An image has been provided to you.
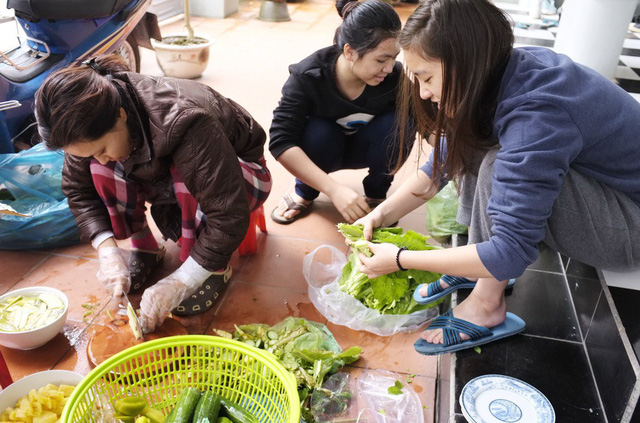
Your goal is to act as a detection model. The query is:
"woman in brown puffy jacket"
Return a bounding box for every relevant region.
[35,55,271,332]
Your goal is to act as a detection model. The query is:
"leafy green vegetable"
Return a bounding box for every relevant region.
[387,380,404,395]
[220,317,362,423]
[337,224,444,314]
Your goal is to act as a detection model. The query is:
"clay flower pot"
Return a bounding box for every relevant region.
[258,0,291,22]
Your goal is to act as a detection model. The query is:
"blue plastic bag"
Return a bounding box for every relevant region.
[0,144,80,249]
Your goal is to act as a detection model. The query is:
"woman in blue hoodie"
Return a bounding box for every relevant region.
[355,0,640,355]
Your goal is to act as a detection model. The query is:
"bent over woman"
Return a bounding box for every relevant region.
[355,0,640,355]
[35,55,271,332]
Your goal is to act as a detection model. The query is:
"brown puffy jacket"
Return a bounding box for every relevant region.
[62,72,266,271]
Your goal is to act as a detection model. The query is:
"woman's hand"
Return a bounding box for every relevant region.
[354,208,385,241]
[329,184,371,223]
[139,272,193,332]
[357,242,404,279]
[97,246,130,298]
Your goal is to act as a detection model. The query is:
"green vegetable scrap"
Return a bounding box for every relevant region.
[337,224,443,314]
[387,380,404,395]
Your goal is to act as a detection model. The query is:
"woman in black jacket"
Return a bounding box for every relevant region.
[269,0,414,224]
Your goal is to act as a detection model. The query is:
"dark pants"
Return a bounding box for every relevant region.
[294,112,399,201]
[458,148,640,271]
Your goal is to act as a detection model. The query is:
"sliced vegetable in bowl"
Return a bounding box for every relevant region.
[0,292,66,333]
[0,287,68,350]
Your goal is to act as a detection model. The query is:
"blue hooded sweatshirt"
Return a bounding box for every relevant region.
[421,47,640,280]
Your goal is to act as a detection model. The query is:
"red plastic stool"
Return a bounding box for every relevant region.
[237,205,267,256]
[0,349,13,388]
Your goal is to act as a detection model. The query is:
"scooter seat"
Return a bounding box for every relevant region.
[8,0,135,21]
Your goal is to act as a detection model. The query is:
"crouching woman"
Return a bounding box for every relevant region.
[35,55,271,332]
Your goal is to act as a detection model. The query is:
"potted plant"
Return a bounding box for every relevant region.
[258,0,291,22]
[151,0,213,79]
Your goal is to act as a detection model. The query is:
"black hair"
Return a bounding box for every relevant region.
[334,0,401,56]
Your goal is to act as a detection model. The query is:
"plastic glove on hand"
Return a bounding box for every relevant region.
[139,273,192,333]
[97,246,130,298]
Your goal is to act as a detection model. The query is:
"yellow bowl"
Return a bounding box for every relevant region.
[0,286,68,350]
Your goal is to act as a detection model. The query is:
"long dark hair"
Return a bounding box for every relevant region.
[35,55,139,150]
[396,0,513,184]
[334,0,401,56]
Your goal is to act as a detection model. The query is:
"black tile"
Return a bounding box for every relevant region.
[618,78,640,94]
[452,414,467,423]
[528,242,564,273]
[565,258,599,281]
[567,275,602,339]
[587,295,638,423]
[514,37,555,47]
[453,335,605,422]
[610,286,640,360]
[506,270,581,341]
[631,399,640,422]
[623,48,640,57]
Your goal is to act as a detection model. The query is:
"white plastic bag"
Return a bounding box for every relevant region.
[358,369,425,423]
[304,245,438,336]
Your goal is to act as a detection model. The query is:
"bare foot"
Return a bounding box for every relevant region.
[418,276,478,297]
[421,286,507,345]
[274,193,312,221]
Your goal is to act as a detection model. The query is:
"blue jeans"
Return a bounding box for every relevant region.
[294,112,400,201]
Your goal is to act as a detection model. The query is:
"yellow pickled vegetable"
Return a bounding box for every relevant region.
[0,383,76,422]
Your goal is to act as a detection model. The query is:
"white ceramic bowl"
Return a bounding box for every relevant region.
[0,370,84,417]
[0,287,69,350]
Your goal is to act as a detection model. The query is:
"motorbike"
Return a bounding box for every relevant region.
[0,0,161,153]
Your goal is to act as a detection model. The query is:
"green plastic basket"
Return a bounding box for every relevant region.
[61,335,300,423]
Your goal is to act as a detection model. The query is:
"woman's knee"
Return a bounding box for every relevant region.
[299,117,346,170]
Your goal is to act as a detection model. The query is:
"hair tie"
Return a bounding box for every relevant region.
[396,246,408,271]
[341,0,359,18]
[82,57,100,72]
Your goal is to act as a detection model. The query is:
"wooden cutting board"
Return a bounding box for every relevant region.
[87,317,188,372]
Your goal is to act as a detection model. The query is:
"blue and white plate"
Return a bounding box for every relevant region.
[460,374,555,423]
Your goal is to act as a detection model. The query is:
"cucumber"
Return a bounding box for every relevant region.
[219,397,258,423]
[216,418,233,423]
[114,414,135,423]
[141,405,166,423]
[192,391,222,423]
[135,417,151,423]
[165,387,202,423]
[115,396,148,416]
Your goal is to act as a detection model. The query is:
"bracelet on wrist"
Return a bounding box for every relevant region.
[396,246,408,271]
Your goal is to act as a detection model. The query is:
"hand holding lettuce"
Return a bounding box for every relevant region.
[337,224,442,315]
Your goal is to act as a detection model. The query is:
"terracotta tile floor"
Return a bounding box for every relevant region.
[0,0,440,420]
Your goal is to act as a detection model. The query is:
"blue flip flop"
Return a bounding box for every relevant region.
[414,311,525,356]
[413,275,516,305]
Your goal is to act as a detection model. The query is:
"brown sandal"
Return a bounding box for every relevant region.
[129,246,166,293]
[270,194,312,224]
[172,265,232,316]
